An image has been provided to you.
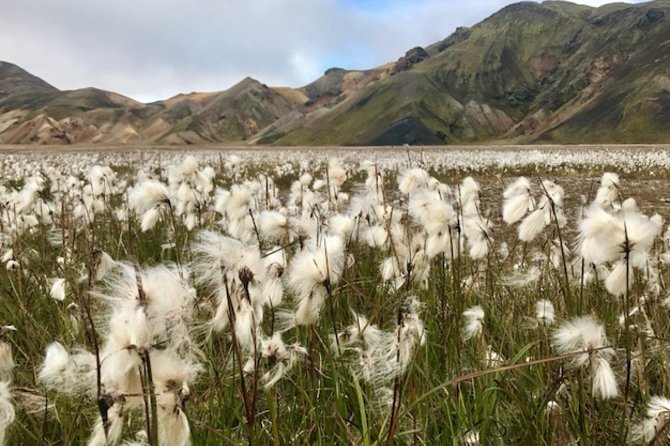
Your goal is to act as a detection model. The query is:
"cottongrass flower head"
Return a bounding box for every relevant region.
[546,400,561,415]
[39,261,200,446]
[516,180,565,242]
[257,333,308,389]
[463,305,485,340]
[502,177,534,225]
[287,234,346,326]
[595,172,621,210]
[580,202,661,267]
[49,278,66,301]
[262,248,286,308]
[128,179,170,215]
[38,341,96,398]
[500,266,541,288]
[462,212,492,260]
[408,188,453,228]
[328,214,355,241]
[459,176,481,209]
[395,297,426,374]
[330,311,382,354]
[398,167,429,195]
[151,351,202,446]
[0,342,13,381]
[578,196,663,296]
[128,179,171,232]
[535,299,555,325]
[518,207,547,242]
[483,345,504,368]
[0,381,14,446]
[190,230,264,333]
[552,316,618,399]
[258,210,288,242]
[632,396,670,444]
[350,297,425,388]
[578,203,622,266]
[463,430,480,446]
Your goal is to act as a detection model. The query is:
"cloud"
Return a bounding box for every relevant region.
[0,0,646,102]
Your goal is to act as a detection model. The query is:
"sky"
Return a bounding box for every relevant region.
[0,0,648,102]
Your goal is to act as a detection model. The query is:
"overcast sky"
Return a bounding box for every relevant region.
[0,0,647,102]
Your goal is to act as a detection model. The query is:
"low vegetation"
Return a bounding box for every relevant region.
[1,147,670,445]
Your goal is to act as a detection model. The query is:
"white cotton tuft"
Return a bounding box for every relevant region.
[552,316,608,365]
[502,177,533,225]
[181,155,198,176]
[463,305,485,340]
[158,406,191,446]
[128,180,169,214]
[591,357,619,399]
[293,235,344,287]
[503,194,534,225]
[87,405,124,446]
[398,168,428,194]
[363,225,388,248]
[552,316,617,398]
[503,177,530,199]
[108,306,151,350]
[140,207,162,232]
[518,208,546,242]
[0,251,13,265]
[38,342,71,384]
[605,260,632,297]
[0,381,14,446]
[535,299,555,325]
[234,299,259,352]
[95,251,116,281]
[595,172,620,209]
[0,343,13,380]
[600,172,620,189]
[49,278,66,301]
[483,345,504,368]
[622,197,638,213]
[426,230,457,259]
[633,396,670,444]
[460,177,480,204]
[464,430,480,446]
[329,214,355,240]
[259,210,288,241]
[259,333,308,388]
[395,297,426,373]
[293,287,327,326]
[184,213,197,231]
[213,188,231,215]
[299,173,312,186]
[468,237,489,260]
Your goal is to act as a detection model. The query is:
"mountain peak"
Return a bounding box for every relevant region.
[233,76,262,89]
[0,61,58,91]
[0,60,19,71]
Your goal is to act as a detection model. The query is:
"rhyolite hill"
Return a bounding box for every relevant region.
[2,0,670,146]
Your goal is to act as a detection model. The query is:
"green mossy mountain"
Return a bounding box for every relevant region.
[274,0,670,145]
[2,1,670,145]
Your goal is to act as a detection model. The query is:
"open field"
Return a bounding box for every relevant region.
[1,145,670,445]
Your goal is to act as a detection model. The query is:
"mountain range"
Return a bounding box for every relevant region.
[2,0,670,146]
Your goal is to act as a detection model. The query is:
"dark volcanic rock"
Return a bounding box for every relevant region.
[390,47,430,75]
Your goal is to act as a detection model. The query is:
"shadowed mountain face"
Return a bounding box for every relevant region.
[3,1,670,145]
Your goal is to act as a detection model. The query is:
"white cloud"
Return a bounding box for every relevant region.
[289,51,322,85]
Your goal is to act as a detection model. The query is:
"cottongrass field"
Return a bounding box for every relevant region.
[1,146,670,445]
